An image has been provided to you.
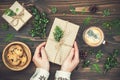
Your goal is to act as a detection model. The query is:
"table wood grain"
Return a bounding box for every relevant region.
[0,0,120,80]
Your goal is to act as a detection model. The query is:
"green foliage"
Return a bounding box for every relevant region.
[69,5,76,14]
[83,16,92,25]
[29,6,49,38]
[82,60,90,68]
[51,7,57,14]
[16,8,19,12]
[81,49,119,74]
[4,9,16,17]
[102,19,120,34]
[113,49,119,57]
[104,55,118,73]
[1,23,9,31]
[91,63,102,73]
[102,22,111,29]
[81,50,103,73]
[96,50,103,59]
[53,26,64,42]
[103,9,110,17]
[4,34,14,42]
[104,49,119,73]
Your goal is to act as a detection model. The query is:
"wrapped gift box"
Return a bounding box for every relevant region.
[45,18,80,65]
[2,1,32,31]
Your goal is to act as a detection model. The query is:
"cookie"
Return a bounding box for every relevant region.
[7,44,28,67]
[7,53,20,66]
[19,54,27,66]
[8,45,16,53]
[13,45,24,57]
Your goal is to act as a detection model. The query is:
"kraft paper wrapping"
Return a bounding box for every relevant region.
[2,1,32,31]
[45,18,80,65]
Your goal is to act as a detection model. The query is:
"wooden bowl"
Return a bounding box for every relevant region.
[2,41,31,71]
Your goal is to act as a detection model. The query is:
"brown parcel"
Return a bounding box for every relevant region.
[45,18,80,65]
[2,1,32,31]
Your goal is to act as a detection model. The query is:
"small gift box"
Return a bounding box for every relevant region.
[45,18,80,65]
[2,1,32,31]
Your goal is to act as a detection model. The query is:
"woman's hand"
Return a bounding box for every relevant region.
[61,41,80,72]
[32,42,50,71]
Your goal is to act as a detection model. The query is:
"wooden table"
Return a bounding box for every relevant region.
[0,0,120,80]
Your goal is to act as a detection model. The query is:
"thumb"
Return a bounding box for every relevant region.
[67,48,74,60]
[41,47,48,59]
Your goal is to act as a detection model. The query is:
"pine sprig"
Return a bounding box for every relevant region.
[51,7,57,14]
[29,6,49,38]
[83,16,92,25]
[103,9,110,17]
[53,26,64,42]
[4,34,14,42]
[69,5,77,14]
[4,9,16,17]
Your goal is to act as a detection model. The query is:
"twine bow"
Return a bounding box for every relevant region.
[11,9,25,26]
[55,38,72,51]
[54,37,72,64]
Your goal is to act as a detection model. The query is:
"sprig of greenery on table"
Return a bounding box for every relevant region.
[51,7,57,14]
[82,60,90,68]
[90,50,103,73]
[104,49,119,73]
[91,63,102,73]
[96,50,103,59]
[53,26,64,42]
[29,6,49,38]
[102,9,110,17]
[4,33,14,42]
[81,49,120,74]
[69,5,76,14]
[102,18,120,34]
[83,16,92,25]
[82,50,103,73]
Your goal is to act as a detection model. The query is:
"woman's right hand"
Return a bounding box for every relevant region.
[61,41,80,72]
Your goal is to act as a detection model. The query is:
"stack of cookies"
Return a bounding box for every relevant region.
[7,44,27,66]
[2,42,31,71]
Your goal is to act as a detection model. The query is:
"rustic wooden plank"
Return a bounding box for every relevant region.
[0,0,120,80]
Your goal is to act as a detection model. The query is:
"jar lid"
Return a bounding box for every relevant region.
[83,26,104,47]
